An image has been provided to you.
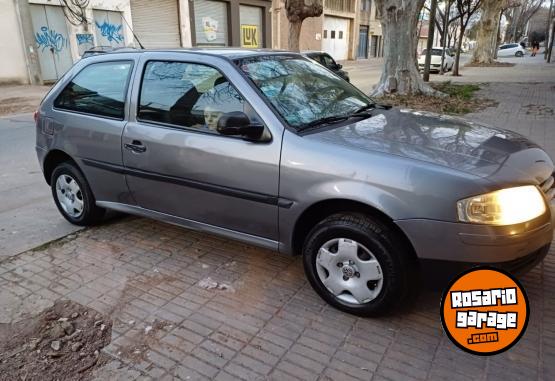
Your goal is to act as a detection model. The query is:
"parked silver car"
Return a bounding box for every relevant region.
[35,49,554,316]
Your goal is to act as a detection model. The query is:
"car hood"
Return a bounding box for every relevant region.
[309,108,553,184]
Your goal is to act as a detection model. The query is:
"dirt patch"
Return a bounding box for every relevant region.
[376,82,498,114]
[464,61,515,68]
[521,104,554,118]
[0,300,112,381]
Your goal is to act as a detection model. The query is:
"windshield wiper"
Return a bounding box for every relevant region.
[297,115,350,132]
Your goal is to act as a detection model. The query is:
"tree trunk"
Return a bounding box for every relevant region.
[288,21,302,52]
[371,0,440,97]
[471,0,506,64]
[423,0,438,82]
[285,0,323,52]
[452,25,465,76]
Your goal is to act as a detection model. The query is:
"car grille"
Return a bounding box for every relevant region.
[540,175,555,202]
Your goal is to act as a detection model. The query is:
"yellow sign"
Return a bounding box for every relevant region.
[241,25,259,48]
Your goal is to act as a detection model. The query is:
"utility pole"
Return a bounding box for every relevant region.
[548,18,554,63]
[423,0,438,82]
[440,0,452,75]
[494,9,504,60]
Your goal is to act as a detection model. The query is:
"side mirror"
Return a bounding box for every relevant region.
[217,111,264,140]
[335,63,343,69]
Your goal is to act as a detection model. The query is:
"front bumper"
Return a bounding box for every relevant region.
[396,211,553,265]
[418,244,549,288]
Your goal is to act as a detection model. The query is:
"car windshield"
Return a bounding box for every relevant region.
[235,55,373,129]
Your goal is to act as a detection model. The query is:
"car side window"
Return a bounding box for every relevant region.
[54,61,132,119]
[138,61,262,135]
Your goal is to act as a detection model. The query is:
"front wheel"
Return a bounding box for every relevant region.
[51,162,105,226]
[515,51,524,57]
[302,213,415,316]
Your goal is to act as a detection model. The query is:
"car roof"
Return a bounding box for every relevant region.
[87,47,295,60]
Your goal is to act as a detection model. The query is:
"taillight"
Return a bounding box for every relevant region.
[33,110,39,124]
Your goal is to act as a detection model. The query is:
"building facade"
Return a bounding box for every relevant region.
[1,0,382,84]
[1,0,273,84]
[1,0,133,84]
[129,0,272,49]
[271,0,383,60]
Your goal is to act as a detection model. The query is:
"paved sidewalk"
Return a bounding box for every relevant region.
[1,218,554,381]
[466,81,555,157]
[342,54,555,93]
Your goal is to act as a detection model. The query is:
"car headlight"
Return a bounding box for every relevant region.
[457,185,546,225]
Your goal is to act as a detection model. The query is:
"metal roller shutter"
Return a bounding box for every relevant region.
[240,5,263,48]
[193,0,229,47]
[130,0,181,48]
[93,10,126,48]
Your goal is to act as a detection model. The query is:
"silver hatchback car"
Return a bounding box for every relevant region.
[35,49,554,316]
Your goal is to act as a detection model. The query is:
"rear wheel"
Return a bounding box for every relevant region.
[302,213,416,316]
[51,162,105,226]
[515,51,524,57]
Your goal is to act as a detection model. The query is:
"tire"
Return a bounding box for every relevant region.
[302,213,416,317]
[51,162,105,226]
[515,51,523,57]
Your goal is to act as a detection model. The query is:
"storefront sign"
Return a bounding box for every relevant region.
[241,24,258,48]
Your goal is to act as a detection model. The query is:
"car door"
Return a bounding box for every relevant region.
[122,53,283,242]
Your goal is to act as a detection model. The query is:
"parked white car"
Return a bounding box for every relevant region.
[418,47,455,73]
[497,43,526,57]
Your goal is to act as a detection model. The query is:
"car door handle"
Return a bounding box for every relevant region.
[124,140,147,153]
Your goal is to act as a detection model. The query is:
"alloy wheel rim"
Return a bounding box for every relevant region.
[315,238,383,304]
[55,174,84,218]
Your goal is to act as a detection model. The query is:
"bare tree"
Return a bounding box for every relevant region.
[451,0,482,76]
[371,0,440,96]
[285,0,323,52]
[471,0,518,64]
[505,0,544,43]
[427,1,460,46]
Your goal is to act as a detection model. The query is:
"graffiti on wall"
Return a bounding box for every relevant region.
[95,20,124,43]
[76,33,94,45]
[35,26,68,53]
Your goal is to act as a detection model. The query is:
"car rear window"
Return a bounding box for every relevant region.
[54,61,132,119]
[421,49,443,56]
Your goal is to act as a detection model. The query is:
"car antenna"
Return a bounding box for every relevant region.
[120,14,145,49]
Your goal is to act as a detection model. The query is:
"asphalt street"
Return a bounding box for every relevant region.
[0,114,80,258]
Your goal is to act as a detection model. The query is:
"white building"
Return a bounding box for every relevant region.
[1,0,134,84]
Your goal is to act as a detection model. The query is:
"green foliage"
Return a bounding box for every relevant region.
[432,81,481,100]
